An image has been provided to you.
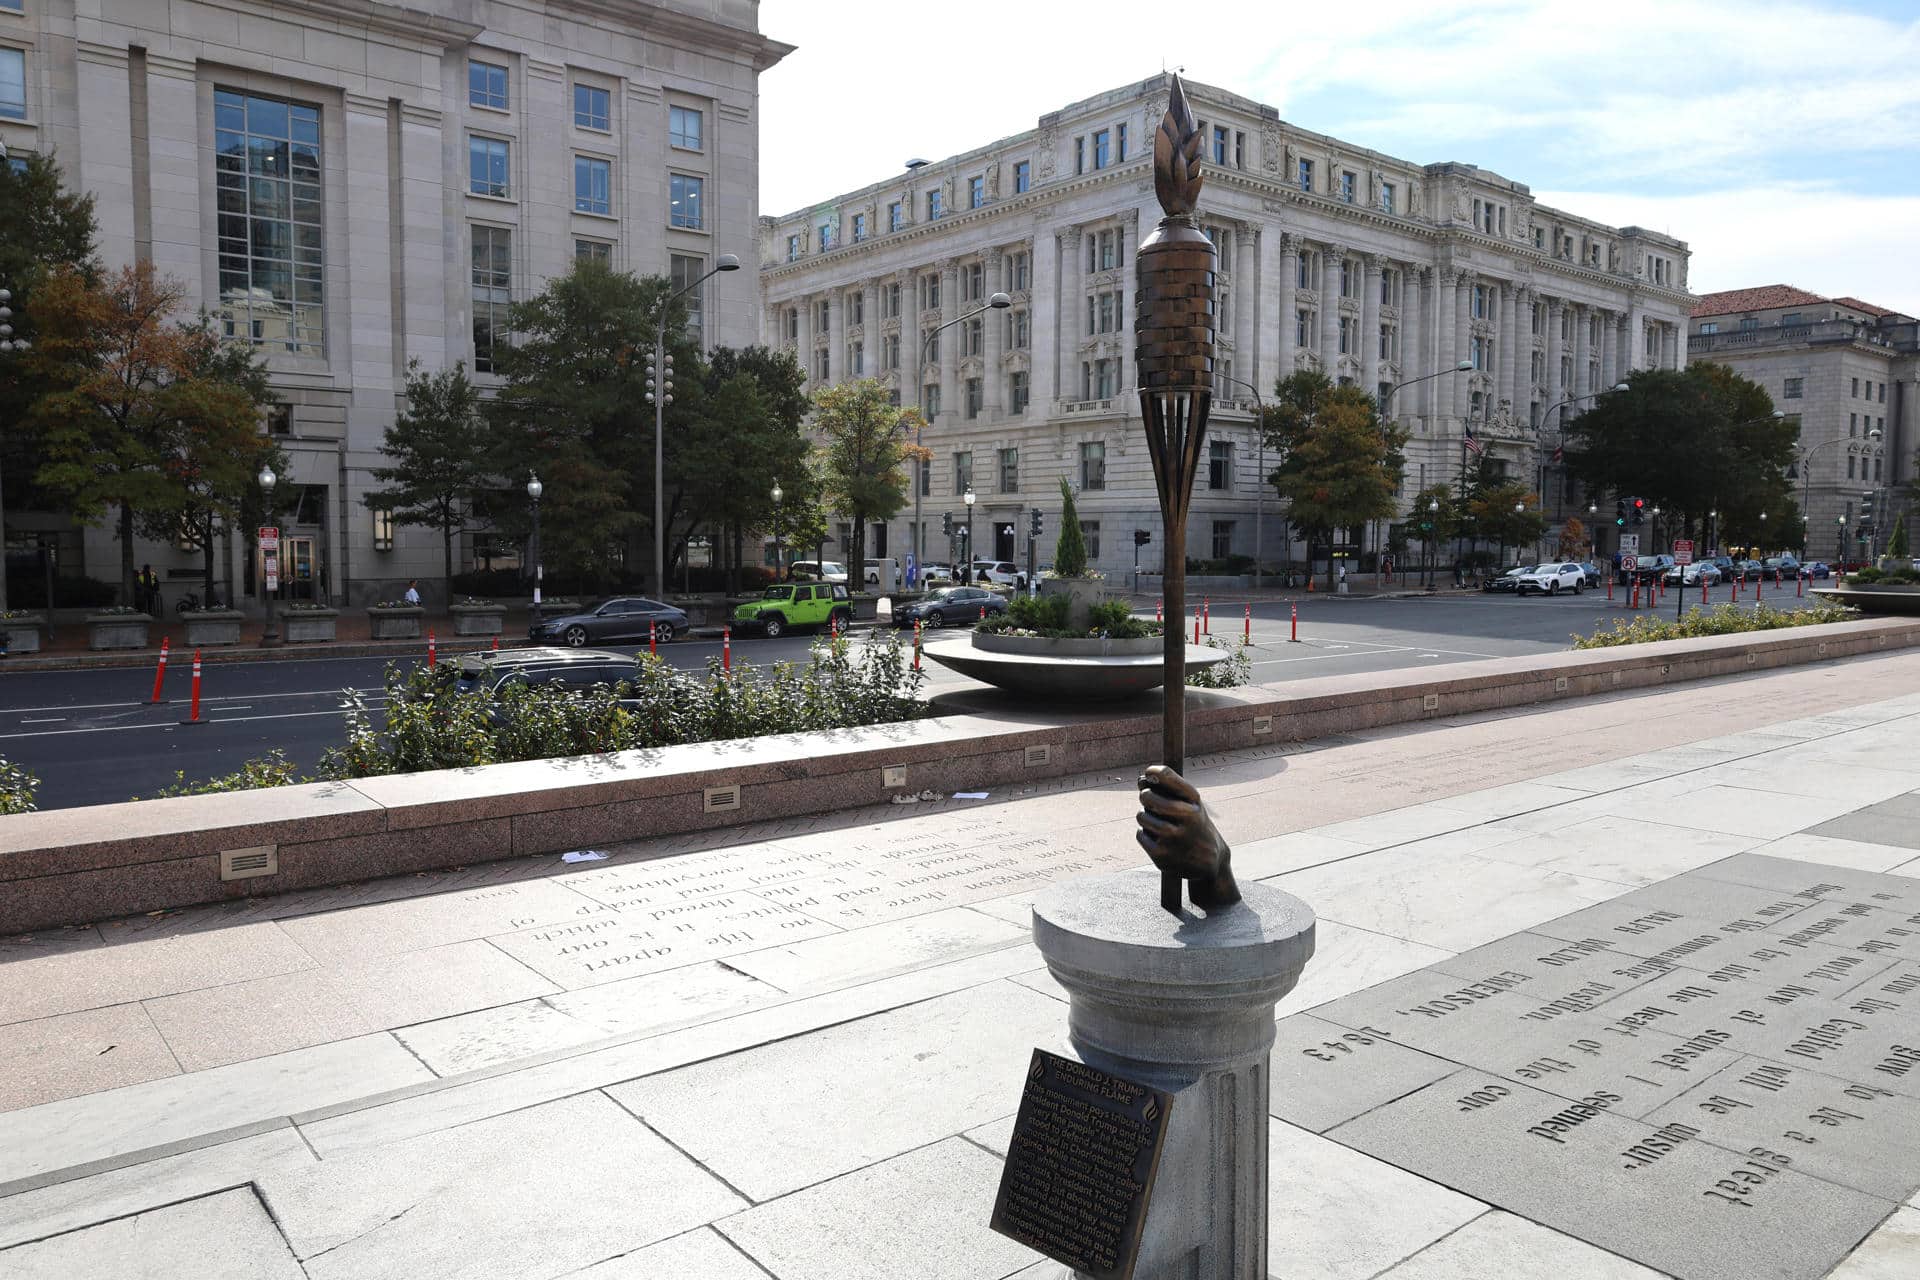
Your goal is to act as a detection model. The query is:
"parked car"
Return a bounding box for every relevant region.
[787,560,849,585]
[969,560,1026,589]
[1710,556,1735,576]
[1578,561,1605,588]
[893,585,1008,629]
[528,597,689,647]
[1516,562,1586,596]
[1485,565,1535,593]
[1632,554,1676,582]
[1664,562,1722,587]
[1799,561,1832,579]
[1766,554,1801,577]
[1730,559,1766,581]
[863,558,903,587]
[436,648,643,716]
[917,562,957,587]
[732,583,853,639]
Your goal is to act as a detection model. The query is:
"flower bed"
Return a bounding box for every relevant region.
[1572,603,1858,649]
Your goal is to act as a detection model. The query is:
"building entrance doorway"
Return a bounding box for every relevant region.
[994,522,1015,561]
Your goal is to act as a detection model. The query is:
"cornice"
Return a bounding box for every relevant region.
[551,0,795,71]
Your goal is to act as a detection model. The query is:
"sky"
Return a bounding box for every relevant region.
[757,0,1920,315]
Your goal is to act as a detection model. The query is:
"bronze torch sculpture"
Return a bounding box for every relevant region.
[1136,77,1238,916]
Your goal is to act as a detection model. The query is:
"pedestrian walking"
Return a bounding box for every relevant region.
[403,579,421,606]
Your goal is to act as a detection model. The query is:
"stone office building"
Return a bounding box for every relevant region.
[759,74,1693,581]
[0,0,788,606]
[1688,286,1915,561]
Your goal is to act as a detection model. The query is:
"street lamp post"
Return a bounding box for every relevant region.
[913,293,1010,581]
[1793,424,1873,556]
[646,253,740,597]
[1537,383,1629,528]
[1423,499,1439,587]
[0,285,29,615]
[526,474,543,614]
[1380,359,1472,576]
[1837,514,1848,569]
[257,466,279,645]
[962,487,976,583]
[770,483,784,581]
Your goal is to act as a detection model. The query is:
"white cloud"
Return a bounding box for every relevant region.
[1537,185,1920,314]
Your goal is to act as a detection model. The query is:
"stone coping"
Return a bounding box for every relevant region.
[1,615,1916,934]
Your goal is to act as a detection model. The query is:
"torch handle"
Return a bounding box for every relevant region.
[1161,871,1182,914]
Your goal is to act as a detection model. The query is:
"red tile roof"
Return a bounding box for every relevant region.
[1690,285,1826,318]
[1831,295,1897,318]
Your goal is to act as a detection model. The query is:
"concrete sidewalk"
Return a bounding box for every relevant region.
[2,653,1918,1277]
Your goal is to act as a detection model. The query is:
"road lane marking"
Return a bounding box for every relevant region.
[18,717,65,724]
[0,687,389,715]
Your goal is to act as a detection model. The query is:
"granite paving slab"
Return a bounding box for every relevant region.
[0,922,318,1025]
[610,979,1066,1202]
[1375,1209,1665,1278]
[273,878,602,964]
[0,1004,181,1109]
[570,1226,771,1279]
[1827,1206,1920,1280]
[260,1091,743,1280]
[716,1137,1039,1280]
[720,905,1028,995]
[0,1186,305,1279]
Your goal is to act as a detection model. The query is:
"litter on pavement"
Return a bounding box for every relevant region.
[560,850,609,863]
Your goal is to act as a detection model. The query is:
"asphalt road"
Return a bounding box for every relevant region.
[0,586,1805,810]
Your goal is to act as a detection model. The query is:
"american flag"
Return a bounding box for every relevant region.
[1550,443,1565,464]
[1463,423,1484,457]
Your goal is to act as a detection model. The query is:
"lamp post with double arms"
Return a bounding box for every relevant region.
[0,286,28,614]
[646,253,739,597]
[913,293,1010,579]
[1536,382,1629,527]
[257,466,279,645]
[526,474,543,614]
[770,482,784,581]
[1792,426,1878,556]
[1380,360,1471,577]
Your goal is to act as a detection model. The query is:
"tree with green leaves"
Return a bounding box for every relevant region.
[1054,477,1089,577]
[486,259,694,590]
[813,379,922,588]
[1262,369,1408,590]
[1470,484,1546,565]
[363,360,492,587]
[684,346,812,591]
[1564,365,1794,546]
[23,263,273,606]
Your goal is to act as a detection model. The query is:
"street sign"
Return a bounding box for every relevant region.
[264,548,279,593]
[258,525,280,552]
[1619,534,1639,557]
[1620,553,1638,574]
[1673,539,1694,566]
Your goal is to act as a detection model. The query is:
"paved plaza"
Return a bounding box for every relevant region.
[2,652,1920,1277]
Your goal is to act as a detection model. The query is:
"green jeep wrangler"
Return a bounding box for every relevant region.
[732,583,854,639]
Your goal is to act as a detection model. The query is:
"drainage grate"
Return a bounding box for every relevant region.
[1422,693,1440,711]
[1252,715,1273,735]
[220,846,278,881]
[1023,744,1052,768]
[1554,676,1569,693]
[703,784,742,813]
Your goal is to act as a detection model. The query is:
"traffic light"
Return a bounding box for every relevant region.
[1631,497,1646,527]
[1030,507,1044,538]
[942,512,954,538]
[1134,529,1152,547]
[1614,499,1626,528]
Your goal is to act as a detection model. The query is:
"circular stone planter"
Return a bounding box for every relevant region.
[923,633,1227,700]
[971,631,1163,659]
[1812,585,1920,615]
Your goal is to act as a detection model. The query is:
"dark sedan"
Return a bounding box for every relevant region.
[528,597,690,647]
[893,585,1008,629]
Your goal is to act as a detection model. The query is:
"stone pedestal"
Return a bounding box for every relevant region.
[1030,869,1314,1279]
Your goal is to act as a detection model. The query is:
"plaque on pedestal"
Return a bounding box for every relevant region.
[989,1048,1173,1280]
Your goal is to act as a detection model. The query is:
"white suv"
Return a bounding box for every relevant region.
[968,561,1025,589]
[1516,562,1586,596]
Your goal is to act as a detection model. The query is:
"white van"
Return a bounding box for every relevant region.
[788,560,849,584]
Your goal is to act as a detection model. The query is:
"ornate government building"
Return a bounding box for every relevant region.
[760,74,1693,575]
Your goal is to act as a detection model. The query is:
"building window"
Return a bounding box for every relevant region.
[1379,324,1392,359]
[1380,182,1395,215]
[471,225,511,373]
[888,201,903,232]
[1075,136,1085,175]
[1339,316,1354,354]
[1118,123,1128,161]
[573,84,609,131]
[784,308,798,342]
[1783,377,1803,399]
[963,262,984,302]
[927,188,944,220]
[999,447,1019,492]
[1296,310,1311,347]
[1530,350,1543,383]
[372,507,394,551]
[1848,456,1856,480]
[850,293,864,326]
[882,333,899,371]
[920,272,941,309]
[1008,252,1030,292]
[1211,520,1234,560]
[1876,455,1883,481]
[1011,309,1030,349]
[1470,335,1486,370]
[468,135,510,196]
[1880,382,1887,403]
[1208,439,1232,490]
[573,155,611,214]
[1780,311,1802,326]
[669,173,703,228]
[1738,317,1759,331]
[1340,170,1356,203]
[852,212,867,242]
[575,239,611,263]
[1698,321,1717,335]
[1014,160,1030,193]
[468,59,508,110]
[0,46,24,120]
[969,175,985,209]
[849,341,864,377]
[1093,128,1111,169]
[669,106,703,151]
[814,348,828,381]
[819,221,834,250]
[923,383,941,417]
[670,254,707,348]
[817,299,830,331]
[1472,284,1488,319]
[918,461,930,495]
[963,315,984,356]
[885,282,901,317]
[1080,441,1106,490]
[215,89,325,355]
[954,451,972,495]
[1852,377,1860,397]
[1297,158,1313,192]
[1339,260,1353,298]
[1080,521,1101,561]
[786,234,800,262]
[1212,125,1229,165]
[1850,413,1858,437]
[1009,369,1029,413]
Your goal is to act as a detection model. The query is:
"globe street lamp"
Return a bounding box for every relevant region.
[914,293,1011,581]
[1423,499,1440,588]
[648,253,740,597]
[0,285,29,614]
[257,466,279,645]
[962,487,977,584]
[770,482,784,582]
[526,474,543,614]
[1794,424,1874,555]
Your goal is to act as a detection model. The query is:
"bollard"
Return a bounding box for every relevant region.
[148,637,171,705]
[491,634,499,652]
[1156,598,1163,622]
[980,605,987,622]
[1797,573,1804,599]
[650,620,658,656]
[1702,576,1709,607]
[427,629,437,669]
[913,620,923,671]
[1606,573,1613,602]
[1290,600,1299,643]
[1629,579,1639,609]
[1193,609,1201,645]
[179,649,204,726]
[723,626,732,672]
[1244,603,1251,643]
[1203,597,1211,635]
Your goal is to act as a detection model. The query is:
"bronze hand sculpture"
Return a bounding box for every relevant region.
[1136,764,1240,910]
